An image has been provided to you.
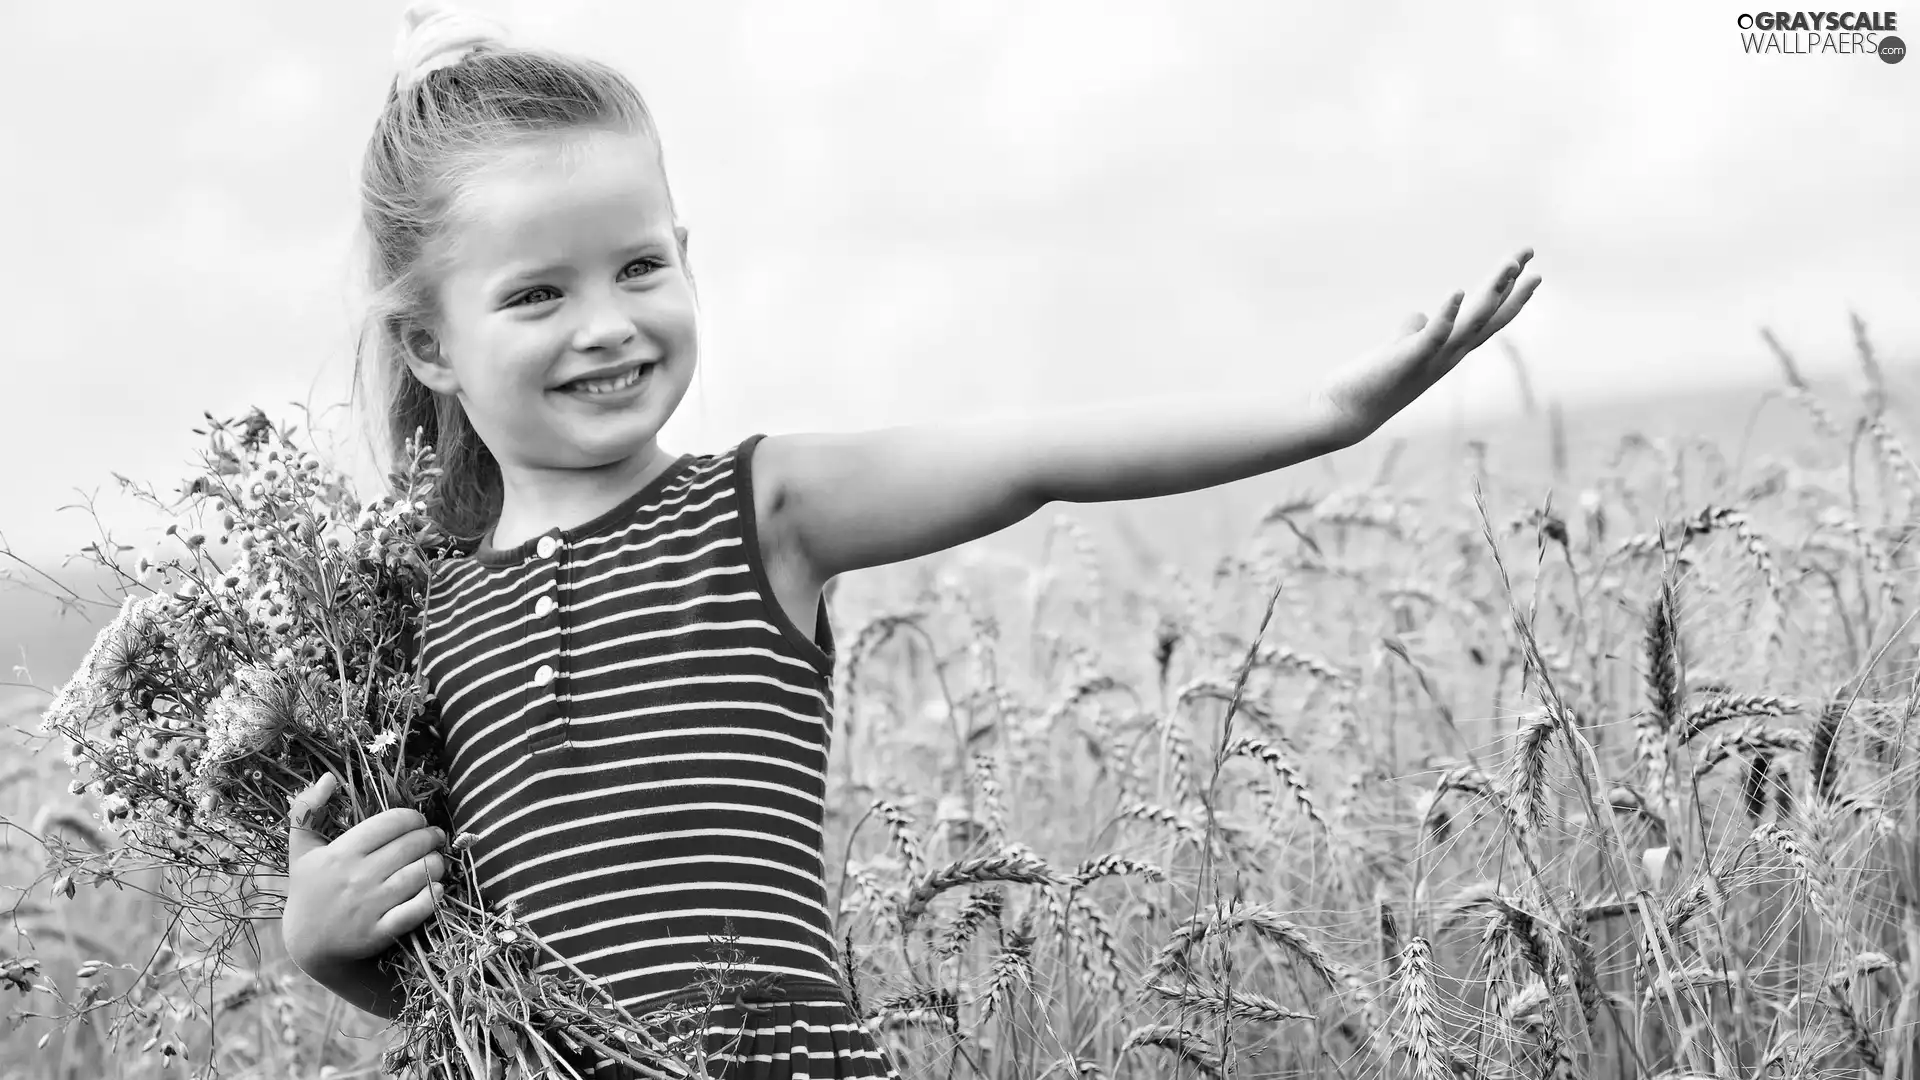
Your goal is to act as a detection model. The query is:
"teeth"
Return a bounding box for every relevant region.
[569,366,645,395]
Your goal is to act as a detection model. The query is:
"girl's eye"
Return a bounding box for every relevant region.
[511,286,560,307]
[620,257,666,280]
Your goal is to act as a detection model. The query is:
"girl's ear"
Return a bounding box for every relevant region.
[401,324,461,395]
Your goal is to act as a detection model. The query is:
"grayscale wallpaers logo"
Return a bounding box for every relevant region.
[1736,10,1904,60]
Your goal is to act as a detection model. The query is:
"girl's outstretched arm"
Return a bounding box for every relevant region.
[759,250,1539,587]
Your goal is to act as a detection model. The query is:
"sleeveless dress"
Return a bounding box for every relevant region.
[417,436,900,1079]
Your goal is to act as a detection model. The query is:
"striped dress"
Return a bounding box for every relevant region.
[417,436,899,1079]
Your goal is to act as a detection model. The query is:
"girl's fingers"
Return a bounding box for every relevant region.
[336,807,433,858]
[1464,272,1543,350]
[1455,259,1523,342]
[366,824,447,882]
[1487,274,1543,336]
[286,773,338,862]
[1426,292,1465,345]
[379,851,447,908]
[373,880,445,942]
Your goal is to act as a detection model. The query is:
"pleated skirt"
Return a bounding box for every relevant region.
[574,998,902,1079]
[700,998,901,1079]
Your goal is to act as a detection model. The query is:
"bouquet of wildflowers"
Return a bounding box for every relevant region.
[26,409,712,1079]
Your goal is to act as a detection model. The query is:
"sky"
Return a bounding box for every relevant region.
[1,0,1916,564]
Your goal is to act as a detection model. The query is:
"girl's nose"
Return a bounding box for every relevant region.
[571,296,639,353]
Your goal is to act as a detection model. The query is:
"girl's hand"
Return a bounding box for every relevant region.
[282,773,448,977]
[1313,248,1541,444]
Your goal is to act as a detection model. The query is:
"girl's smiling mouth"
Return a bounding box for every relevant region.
[554,360,655,399]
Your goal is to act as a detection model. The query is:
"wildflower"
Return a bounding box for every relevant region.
[67,778,87,796]
[200,691,248,771]
[165,740,196,780]
[101,795,130,821]
[1,958,42,993]
[111,594,175,657]
[167,622,214,671]
[41,676,103,739]
[136,737,167,767]
[366,730,400,756]
[201,671,294,773]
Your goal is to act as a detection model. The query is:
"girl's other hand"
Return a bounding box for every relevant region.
[1313,248,1541,445]
[281,773,448,976]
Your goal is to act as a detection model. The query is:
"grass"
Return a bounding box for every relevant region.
[5,318,1919,1077]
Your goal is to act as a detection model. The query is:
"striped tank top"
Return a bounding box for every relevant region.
[417,435,847,1012]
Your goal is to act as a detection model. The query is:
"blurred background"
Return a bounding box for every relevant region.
[1,0,1916,686]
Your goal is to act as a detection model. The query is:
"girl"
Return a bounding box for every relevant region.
[281,4,1540,1078]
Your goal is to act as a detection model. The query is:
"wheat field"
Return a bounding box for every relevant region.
[6,324,1920,1079]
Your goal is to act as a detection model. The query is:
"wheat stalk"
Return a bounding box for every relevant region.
[1145,902,1341,991]
[1762,327,1843,439]
[1391,937,1450,1080]
[1752,823,1844,935]
[1692,721,1809,778]
[1677,693,1799,745]
[1506,711,1557,836]
[1809,699,1848,803]
[935,887,1004,958]
[1119,1024,1223,1076]
[1067,891,1127,996]
[1825,966,1887,1075]
[1117,801,1204,847]
[981,914,1037,1021]
[873,800,926,879]
[1145,979,1314,1024]
[897,851,1059,932]
[1070,855,1168,888]
[1227,736,1333,837]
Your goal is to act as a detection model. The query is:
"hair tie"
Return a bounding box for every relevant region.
[393,0,507,90]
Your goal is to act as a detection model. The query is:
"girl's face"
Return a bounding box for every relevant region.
[410,128,697,475]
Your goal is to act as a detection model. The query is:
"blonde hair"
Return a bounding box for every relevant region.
[352,3,672,547]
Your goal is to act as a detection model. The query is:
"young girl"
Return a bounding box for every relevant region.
[281,4,1540,1077]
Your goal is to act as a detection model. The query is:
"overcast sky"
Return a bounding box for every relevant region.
[2,1,1915,563]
